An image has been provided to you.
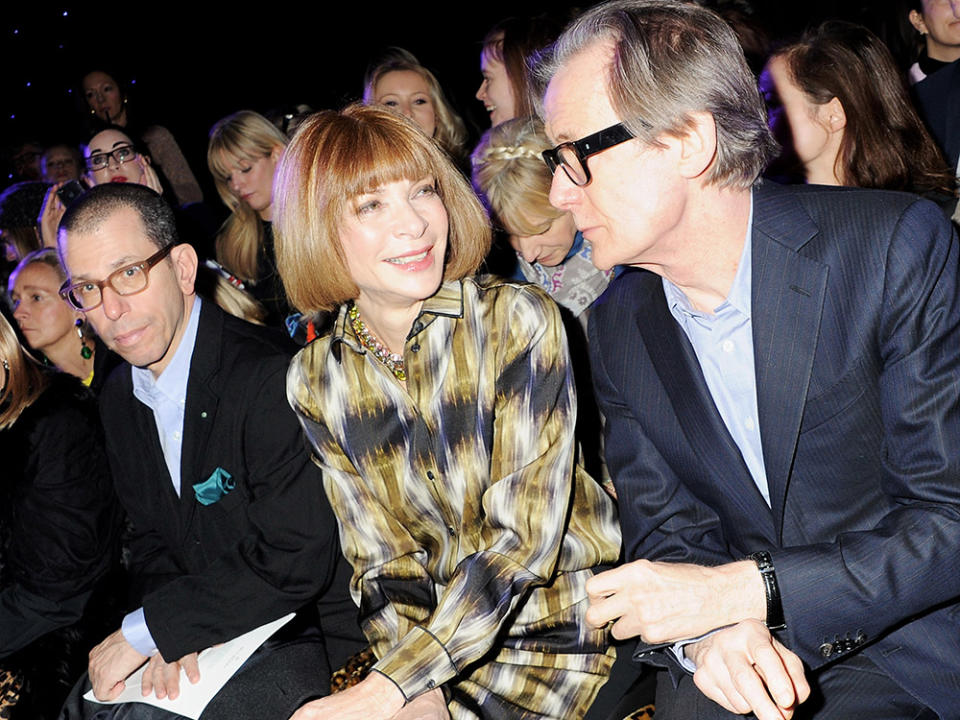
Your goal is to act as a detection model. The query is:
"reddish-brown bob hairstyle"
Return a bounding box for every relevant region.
[273,105,491,314]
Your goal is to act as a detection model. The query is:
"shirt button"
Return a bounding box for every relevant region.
[722,339,735,353]
[427,471,435,480]
[447,526,456,537]
[411,343,421,353]
[744,417,755,431]
[426,679,436,689]
[173,431,181,440]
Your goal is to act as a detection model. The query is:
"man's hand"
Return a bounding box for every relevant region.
[390,688,449,719]
[140,652,200,700]
[290,672,405,720]
[88,629,149,701]
[686,620,810,720]
[585,559,766,643]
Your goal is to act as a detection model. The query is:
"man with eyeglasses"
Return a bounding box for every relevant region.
[539,2,960,719]
[55,184,363,719]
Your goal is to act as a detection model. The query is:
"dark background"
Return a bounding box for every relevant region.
[0,0,914,193]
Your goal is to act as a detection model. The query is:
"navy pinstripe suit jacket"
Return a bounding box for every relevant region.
[590,181,960,715]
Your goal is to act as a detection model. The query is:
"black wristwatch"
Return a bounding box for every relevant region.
[748,550,786,630]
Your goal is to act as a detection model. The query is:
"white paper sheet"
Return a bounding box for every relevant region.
[83,613,295,719]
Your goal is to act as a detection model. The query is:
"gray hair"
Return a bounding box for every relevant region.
[537,0,777,189]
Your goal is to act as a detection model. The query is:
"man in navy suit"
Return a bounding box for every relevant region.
[539,2,960,718]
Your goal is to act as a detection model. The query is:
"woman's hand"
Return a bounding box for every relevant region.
[38,183,67,248]
[139,157,164,195]
[290,672,406,720]
[390,688,449,719]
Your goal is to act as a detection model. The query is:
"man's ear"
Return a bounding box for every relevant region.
[677,111,718,180]
[170,243,198,296]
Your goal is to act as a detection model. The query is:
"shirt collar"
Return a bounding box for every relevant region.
[331,281,464,360]
[131,295,202,404]
[663,195,754,319]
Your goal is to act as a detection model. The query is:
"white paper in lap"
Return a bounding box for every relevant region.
[83,613,296,720]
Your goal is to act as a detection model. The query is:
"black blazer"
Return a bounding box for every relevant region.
[99,300,352,661]
[590,182,960,714]
[1,373,121,657]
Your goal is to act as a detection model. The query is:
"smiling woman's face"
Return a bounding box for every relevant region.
[339,176,448,314]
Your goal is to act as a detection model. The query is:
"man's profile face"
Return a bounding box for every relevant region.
[60,207,194,377]
[543,39,688,271]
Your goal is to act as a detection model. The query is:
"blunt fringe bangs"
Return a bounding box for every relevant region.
[274,105,490,314]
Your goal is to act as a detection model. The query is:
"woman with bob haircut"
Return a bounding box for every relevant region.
[0,304,121,719]
[275,104,620,720]
[766,21,956,207]
[208,110,290,326]
[363,47,468,162]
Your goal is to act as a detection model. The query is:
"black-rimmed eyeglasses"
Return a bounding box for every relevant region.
[542,122,639,187]
[60,243,174,311]
[86,145,138,172]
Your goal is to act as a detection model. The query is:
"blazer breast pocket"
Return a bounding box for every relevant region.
[799,361,876,433]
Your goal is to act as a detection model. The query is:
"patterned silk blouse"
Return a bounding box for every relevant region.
[287,277,622,719]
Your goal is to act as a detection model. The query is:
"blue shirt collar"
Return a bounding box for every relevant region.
[131,295,202,404]
[663,195,754,318]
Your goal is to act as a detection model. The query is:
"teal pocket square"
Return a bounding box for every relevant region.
[193,467,235,506]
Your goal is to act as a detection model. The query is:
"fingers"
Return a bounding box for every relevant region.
[181,652,201,684]
[691,621,808,720]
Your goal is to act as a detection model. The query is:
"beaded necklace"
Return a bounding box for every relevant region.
[348,303,407,381]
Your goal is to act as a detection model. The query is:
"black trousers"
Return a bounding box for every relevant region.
[58,624,330,720]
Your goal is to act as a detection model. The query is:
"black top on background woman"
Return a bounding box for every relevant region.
[0,304,122,719]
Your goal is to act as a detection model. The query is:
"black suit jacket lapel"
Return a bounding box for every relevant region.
[116,368,183,541]
[179,302,223,526]
[751,183,829,539]
[638,274,777,543]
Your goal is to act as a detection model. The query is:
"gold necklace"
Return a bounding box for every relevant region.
[348,304,407,381]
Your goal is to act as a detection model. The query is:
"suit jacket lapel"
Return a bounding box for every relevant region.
[118,369,184,540]
[638,276,777,542]
[752,183,829,538]
[179,302,222,526]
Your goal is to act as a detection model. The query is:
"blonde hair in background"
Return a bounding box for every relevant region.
[207,110,289,283]
[471,116,563,236]
[0,309,48,430]
[363,47,469,159]
[273,104,491,314]
[194,262,268,326]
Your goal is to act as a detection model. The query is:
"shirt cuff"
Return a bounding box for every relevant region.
[373,626,458,701]
[670,627,725,674]
[121,607,158,657]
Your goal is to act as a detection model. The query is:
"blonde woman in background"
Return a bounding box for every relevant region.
[363,47,468,163]
[472,117,615,325]
[208,110,290,327]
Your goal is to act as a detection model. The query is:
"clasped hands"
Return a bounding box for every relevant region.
[585,559,810,720]
[88,629,200,702]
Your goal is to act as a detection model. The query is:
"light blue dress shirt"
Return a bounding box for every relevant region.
[121,296,202,657]
[661,202,767,671]
[661,202,769,504]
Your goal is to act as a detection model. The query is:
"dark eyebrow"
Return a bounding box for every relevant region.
[70,255,142,283]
